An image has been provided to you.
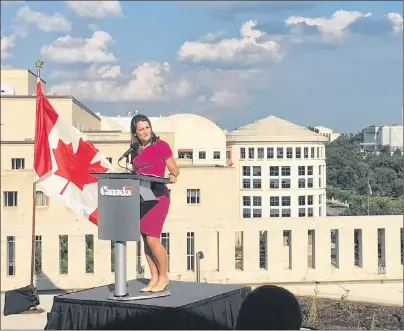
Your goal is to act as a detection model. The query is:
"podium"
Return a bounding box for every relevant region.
[91,172,170,301]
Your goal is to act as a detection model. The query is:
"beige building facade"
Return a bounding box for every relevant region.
[1,69,403,291]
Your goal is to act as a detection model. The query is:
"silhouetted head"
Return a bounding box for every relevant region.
[235,285,302,330]
[130,114,159,147]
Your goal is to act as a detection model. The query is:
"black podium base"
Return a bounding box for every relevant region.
[45,278,251,330]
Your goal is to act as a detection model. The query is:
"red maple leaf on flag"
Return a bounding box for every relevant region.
[53,138,109,195]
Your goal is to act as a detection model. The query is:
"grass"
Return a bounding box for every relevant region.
[298,295,403,330]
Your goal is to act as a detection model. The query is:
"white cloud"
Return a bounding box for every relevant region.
[209,89,242,108]
[16,5,71,32]
[178,20,283,64]
[65,1,122,18]
[1,33,16,59]
[40,31,117,63]
[49,61,192,102]
[199,30,227,42]
[285,10,371,42]
[1,27,26,60]
[386,12,403,34]
[50,64,122,80]
[189,67,262,109]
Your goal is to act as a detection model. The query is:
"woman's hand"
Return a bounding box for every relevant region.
[168,173,177,183]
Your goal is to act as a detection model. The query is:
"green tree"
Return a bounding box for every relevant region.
[326,133,403,215]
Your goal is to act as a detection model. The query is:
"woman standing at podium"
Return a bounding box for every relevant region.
[130,114,179,293]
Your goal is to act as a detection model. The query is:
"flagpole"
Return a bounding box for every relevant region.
[30,59,43,287]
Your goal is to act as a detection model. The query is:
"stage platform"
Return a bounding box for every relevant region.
[45,278,251,330]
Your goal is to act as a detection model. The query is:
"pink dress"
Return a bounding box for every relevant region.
[132,139,172,238]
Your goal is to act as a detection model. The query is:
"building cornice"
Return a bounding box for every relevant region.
[226,136,329,143]
[1,140,131,145]
[1,95,100,121]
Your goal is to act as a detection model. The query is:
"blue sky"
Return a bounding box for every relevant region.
[1,1,403,133]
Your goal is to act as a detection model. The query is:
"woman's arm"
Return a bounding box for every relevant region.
[165,156,179,183]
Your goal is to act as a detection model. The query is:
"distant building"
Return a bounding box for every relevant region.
[361,124,403,152]
[314,126,341,142]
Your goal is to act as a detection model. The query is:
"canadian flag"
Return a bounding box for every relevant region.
[34,82,114,225]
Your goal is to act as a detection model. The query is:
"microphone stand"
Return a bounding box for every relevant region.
[125,155,131,173]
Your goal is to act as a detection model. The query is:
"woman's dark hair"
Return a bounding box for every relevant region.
[130,114,159,158]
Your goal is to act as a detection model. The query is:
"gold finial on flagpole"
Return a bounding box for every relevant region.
[34,59,44,79]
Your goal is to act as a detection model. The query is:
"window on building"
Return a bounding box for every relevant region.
[269,166,279,176]
[85,234,94,274]
[296,147,301,158]
[60,235,68,275]
[7,236,15,276]
[286,147,293,159]
[198,151,206,159]
[270,209,280,217]
[304,147,309,158]
[242,166,251,189]
[282,209,291,217]
[298,178,306,188]
[178,151,193,159]
[281,179,291,188]
[240,148,246,159]
[267,147,274,159]
[226,151,231,159]
[257,148,264,159]
[253,166,261,176]
[11,158,25,169]
[298,196,306,206]
[307,178,314,188]
[277,147,283,159]
[281,166,290,176]
[270,178,279,189]
[307,166,313,176]
[243,196,262,218]
[248,148,255,159]
[270,196,279,206]
[308,207,314,217]
[298,166,305,176]
[3,191,17,207]
[311,147,315,158]
[253,196,262,218]
[308,195,314,205]
[35,235,42,275]
[161,233,170,272]
[252,179,262,189]
[282,196,291,206]
[187,189,200,204]
[299,208,306,217]
[111,241,115,272]
[35,191,49,207]
[136,241,142,274]
[317,147,320,158]
[242,196,251,218]
[186,232,195,271]
[213,151,221,159]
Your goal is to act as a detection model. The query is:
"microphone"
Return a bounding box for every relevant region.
[118,145,134,162]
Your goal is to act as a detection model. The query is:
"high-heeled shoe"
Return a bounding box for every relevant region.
[139,279,158,292]
[150,279,169,293]
[139,286,153,292]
